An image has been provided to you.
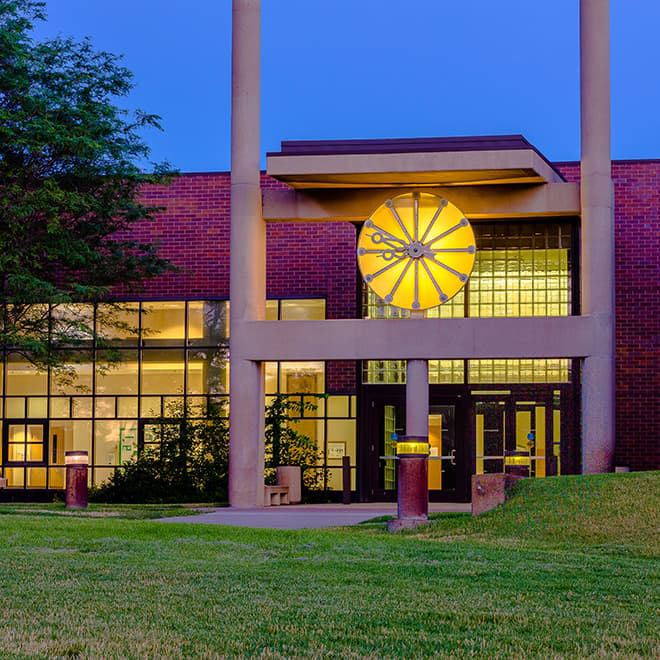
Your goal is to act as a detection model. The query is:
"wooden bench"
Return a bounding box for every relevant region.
[264,485,289,506]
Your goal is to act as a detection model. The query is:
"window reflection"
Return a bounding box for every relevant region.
[96,303,139,344]
[188,301,228,345]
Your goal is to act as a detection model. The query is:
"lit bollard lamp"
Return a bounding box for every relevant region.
[65,450,89,509]
[386,436,430,532]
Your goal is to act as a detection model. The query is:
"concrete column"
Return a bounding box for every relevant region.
[229,0,266,507]
[406,359,429,436]
[580,0,615,473]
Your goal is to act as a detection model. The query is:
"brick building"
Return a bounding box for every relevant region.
[2,137,657,500]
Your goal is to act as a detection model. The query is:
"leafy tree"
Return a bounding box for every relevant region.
[0,0,175,379]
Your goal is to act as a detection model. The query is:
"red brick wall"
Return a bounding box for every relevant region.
[558,160,660,471]
[122,163,660,470]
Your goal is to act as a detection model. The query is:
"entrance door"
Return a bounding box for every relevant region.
[361,393,469,501]
[2,420,48,488]
[472,394,555,478]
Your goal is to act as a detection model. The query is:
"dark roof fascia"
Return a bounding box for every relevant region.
[267,134,565,182]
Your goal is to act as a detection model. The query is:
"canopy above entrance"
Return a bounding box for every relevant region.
[266,135,565,188]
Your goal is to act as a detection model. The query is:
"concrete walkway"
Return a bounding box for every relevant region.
[159,502,471,530]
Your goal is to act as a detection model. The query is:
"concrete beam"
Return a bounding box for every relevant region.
[262,183,580,222]
[235,316,595,361]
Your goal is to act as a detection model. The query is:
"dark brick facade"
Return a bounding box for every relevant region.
[122,163,659,472]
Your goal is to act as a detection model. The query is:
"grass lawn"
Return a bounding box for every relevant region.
[0,472,657,658]
[0,502,213,520]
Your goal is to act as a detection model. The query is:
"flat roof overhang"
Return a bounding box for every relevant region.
[266,135,565,188]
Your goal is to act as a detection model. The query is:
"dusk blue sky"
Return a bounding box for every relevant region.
[34,1,660,172]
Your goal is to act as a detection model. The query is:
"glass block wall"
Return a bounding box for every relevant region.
[363,221,574,384]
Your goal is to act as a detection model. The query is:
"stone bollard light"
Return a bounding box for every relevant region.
[387,436,430,532]
[65,450,89,509]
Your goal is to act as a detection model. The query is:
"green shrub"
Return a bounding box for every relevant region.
[90,400,228,503]
[264,394,325,491]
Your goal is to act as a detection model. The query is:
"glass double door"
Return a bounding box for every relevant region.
[359,388,561,502]
[473,395,558,479]
[360,391,470,502]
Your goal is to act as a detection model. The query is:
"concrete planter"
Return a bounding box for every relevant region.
[276,465,301,504]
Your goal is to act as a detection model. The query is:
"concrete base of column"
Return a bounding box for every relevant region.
[581,353,615,473]
[229,358,265,507]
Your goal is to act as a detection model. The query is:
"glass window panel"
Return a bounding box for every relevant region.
[292,419,323,447]
[117,397,138,418]
[468,359,570,384]
[141,350,184,395]
[27,424,42,442]
[95,351,138,394]
[5,398,25,418]
[49,421,92,464]
[327,419,357,463]
[303,396,324,417]
[327,396,349,418]
[6,467,24,487]
[265,300,279,320]
[140,397,161,418]
[94,420,129,465]
[279,362,324,394]
[50,304,94,344]
[6,354,47,395]
[187,349,228,395]
[26,444,43,462]
[27,397,48,418]
[50,397,70,418]
[49,358,93,395]
[96,303,140,344]
[142,302,186,345]
[49,467,65,489]
[265,362,278,394]
[187,301,228,345]
[93,467,115,487]
[363,360,406,384]
[94,397,116,418]
[280,299,325,320]
[117,423,138,464]
[9,444,25,461]
[187,397,208,415]
[163,397,184,417]
[429,360,465,385]
[71,397,92,418]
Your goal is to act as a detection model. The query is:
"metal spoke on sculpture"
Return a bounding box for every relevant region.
[357,192,476,311]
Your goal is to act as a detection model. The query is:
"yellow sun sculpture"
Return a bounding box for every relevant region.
[357,192,476,311]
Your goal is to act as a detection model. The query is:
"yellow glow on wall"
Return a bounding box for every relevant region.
[357,193,475,310]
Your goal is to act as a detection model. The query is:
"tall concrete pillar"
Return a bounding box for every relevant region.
[406,359,429,437]
[229,0,266,507]
[580,0,615,473]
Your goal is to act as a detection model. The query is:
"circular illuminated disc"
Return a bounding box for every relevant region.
[357,192,476,310]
